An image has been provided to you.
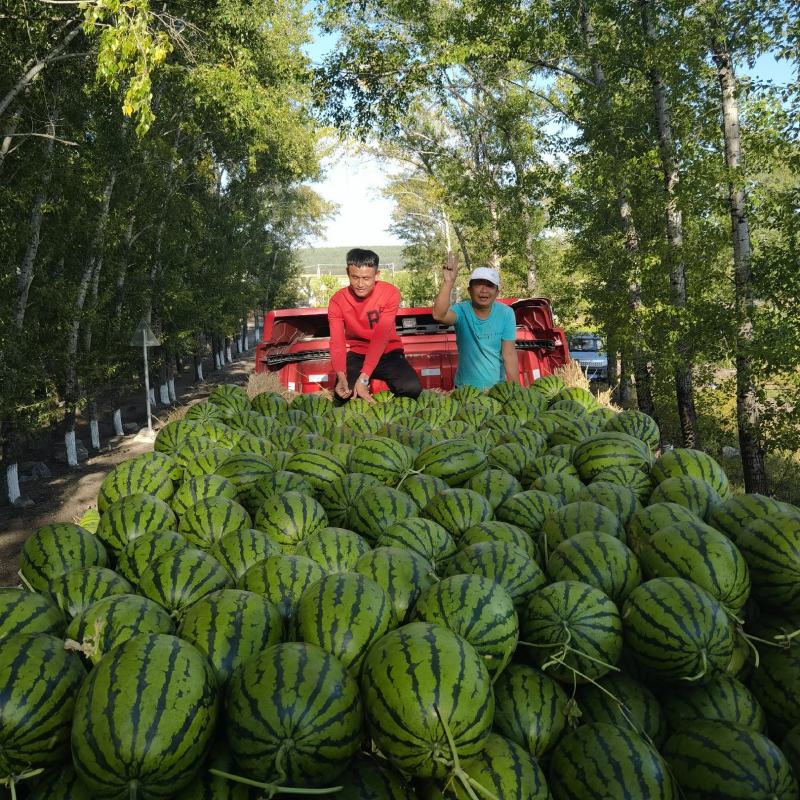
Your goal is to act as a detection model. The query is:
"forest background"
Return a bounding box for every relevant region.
[0,0,798,503]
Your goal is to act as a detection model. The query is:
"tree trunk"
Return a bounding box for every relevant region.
[0,109,21,175]
[640,0,699,447]
[619,350,634,408]
[711,36,768,493]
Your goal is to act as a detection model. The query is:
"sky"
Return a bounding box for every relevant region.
[303,24,796,250]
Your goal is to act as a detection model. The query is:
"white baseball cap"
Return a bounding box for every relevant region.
[469,267,500,287]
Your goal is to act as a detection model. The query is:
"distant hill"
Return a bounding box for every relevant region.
[296,245,405,275]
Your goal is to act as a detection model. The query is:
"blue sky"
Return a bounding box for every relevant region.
[303,23,796,249]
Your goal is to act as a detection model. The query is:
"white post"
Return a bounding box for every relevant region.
[159,382,170,405]
[6,463,20,505]
[168,377,176,402]
[197,362,204,381]
[65,430,78,467]
[113,408,123,435]
[143,341,153,433]
[90,419,100,450]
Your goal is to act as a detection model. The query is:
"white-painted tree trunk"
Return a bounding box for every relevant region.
[215,352,222,370]
[113,409,123,435]
[159,383,170,405]
[168,378,176,402]
[226,345,232,362]
[90,419,100,450]
[196,362,204,382]
[65,430,78,467]
[6,463,20,505]
[149,388,156,407]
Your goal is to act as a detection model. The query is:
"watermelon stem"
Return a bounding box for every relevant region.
[395,468,422,490]
[681,649,708,682]
[1,768,44,800]
[16,570,35,593]
[207,769,342,796]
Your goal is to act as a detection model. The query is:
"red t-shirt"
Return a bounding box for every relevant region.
[328,282,403,376]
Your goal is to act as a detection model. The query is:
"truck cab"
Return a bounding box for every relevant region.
[255,298,570,393]
[568,331,608,382]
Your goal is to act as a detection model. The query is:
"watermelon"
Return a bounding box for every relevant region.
[399,473,449,509]
[335,752,414,799]
[237,554,326,621]
[539,500,625,559]
[349,437,416,484]
[592,463,652,501]
[549,415,603,447]
[487,442,536,479]
[28,763,93,800]
[548,398,589,416]
[98,456,174,512]
[209,528,283,581]
[549,723,678,799]
[179,496,252,548]
[71,634,217,797]
[464,468,522,510]
[423,488,492,538]
[622,577,735,682]
[605,409,660,451]
[284,449,347,491]
[138,547,232,616]
[293,572,394,673]
[360,622,494,778]
[181,446,231,480]
[530,472,584,504]
[651,447,731,500]
[460,520,537,560]
[214,453,273,492]
[171,743,253,800]
[783,724,800,780]
[177,589,283,684]
[253,491,327,548]
[350,485,419,542]
[663,720,797,799]
[553,385,598,410]
[19,523,108,592]
[65,593,175,665]
[47,567,132,619]
[376,517,457,570]
[445,541,546,608]
[317,473,381,527]
[639,520,751,615]
[226,642,362,786]
[96,493,176,553]
[572,431,652,482]
[355,547,436,624]
[531,374,564,400]
[170,474,238,516]
[493,662,570,757]
[230,432,272,458]
[520,581,623,683]
[241,470,315,517]
[545,443,577,462]
[154,419,203,453]
[626,501,701,553]
[707,493,800,545]
[412,574,518,676]
[524,455,580,481]
[749,638,800,736]
[547,531,641,604]
[414,440,487,486]
[294,527,370,573]
[115,530,189,585]
[578,481,641,526]
[457,403,493,427]
[495,490,562,536]
[649,474,722,518]
[250,391,289,418]
[0,634,85,783]
[0,588,65,642]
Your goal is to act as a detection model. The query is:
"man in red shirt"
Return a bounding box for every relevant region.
[328,248,422,404]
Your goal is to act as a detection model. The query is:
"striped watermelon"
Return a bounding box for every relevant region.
[28,762,93,800]
[0,588,64,642]
[154,419,203,453]
[171,743,252,800]
[349,437,416,484]
[414,440,487,486]
[622,577,734,682]
[492,662,569,757]
[530,472,584,504]
[47,567,132,620]
[253,491,327,548]
[449,385,482,404]
[626,501,701,553]
[294,527,370,573]
[0,634,85,783]
[209,528,282,580]
[284,449,347,491]
[71,634,218,797]
[179,496,252,549]
[355,547,436,624]
[209,383,250,411]
[294,572,394,673]
[572,431,652,482]
[116,530,188,585]
[651,447,731,500]
[520,581,623,683]
[269,425,303,450]
[19,523,108,592]
[299,413,336,437]
[485,414,524,436]
[377,517,457,569]
[186,401,226,422]
[737,512,800,612]
[336,752,414,799]
[460,428,501,453]
[77,507,100,533]
[648,474,722,518]
[98,456,174,512]
[501,427,547,453]
[195,419,239,447]
[177,589,283,684]
[488,380,526,404]
[399,473,449,509]
[138,547,232,616]
[292,431,334,453]
[215,453,273,493]
[605,409,660,451]
[525,414,562,439]
[547,531,641,604]
[241,411,279,439]
[239,470,314,516]
[181,446,231,479]
[553,385,598,410]
[350,486,419,542]
[270,450,293,471]
[237,554,326,621]
[525,455,580,481]
[592,463,652,501]
[487,442,536,479]
[360,622,494,778]
[548,398,589,416]
[412,574,518,676]
[173,434,216,465]
[663,720,797,799]
[576,672,666,746]
[423,488,492,538]
[226,642,362,786]
[545,443,576,462]
[531,374,564,400]
[548,415,603,447]
[539,500,625,559]
[170,474,238,516]
[749,637,800,736]
[464,468,522,510]
[783,724,800,780]
[96,493,176,553]
[578,481,641,526]
[292,392,332,417]
[317,473,380,527]
[639,520,751,615]
[65,593,175,665]
[420,733,549,799]
[251,391,289,418]
[445,541,547,608]
[230,432,272,458]
[460,520,537,560]
[708,493,799,545]
[660,673,766,733]
[344,413,384,435]
[457,403,493,427]
[495,490,562,536]
[549,723,678,799]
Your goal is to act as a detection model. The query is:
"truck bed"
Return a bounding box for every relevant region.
[254,298,569,393]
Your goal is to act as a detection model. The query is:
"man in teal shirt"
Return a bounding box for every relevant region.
[432,258,519,389]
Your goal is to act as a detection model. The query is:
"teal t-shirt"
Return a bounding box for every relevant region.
[451,301,517,389]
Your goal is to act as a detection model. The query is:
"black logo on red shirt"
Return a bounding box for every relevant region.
[367,310,380,329]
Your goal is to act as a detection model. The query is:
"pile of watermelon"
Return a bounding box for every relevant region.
[3,376,800,799]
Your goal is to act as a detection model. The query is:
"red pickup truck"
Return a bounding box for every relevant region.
[254,298,569,394]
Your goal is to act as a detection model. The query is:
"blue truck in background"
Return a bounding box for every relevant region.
[568,331,608,382]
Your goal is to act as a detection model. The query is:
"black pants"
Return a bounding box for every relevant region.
[335,350,422,405]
